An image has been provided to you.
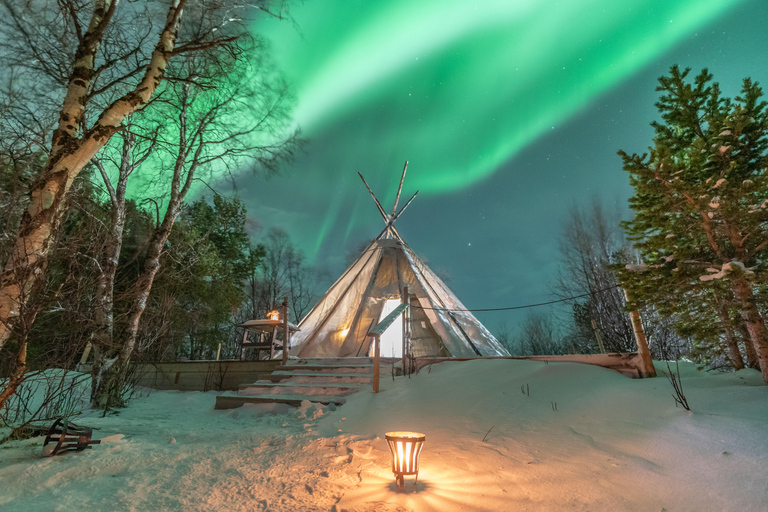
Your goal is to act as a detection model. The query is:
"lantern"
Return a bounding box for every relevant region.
[43,418,100,456]
[385,431,425,490]
[267,310,280,321]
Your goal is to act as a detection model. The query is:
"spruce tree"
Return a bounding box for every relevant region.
[618,66,768,383]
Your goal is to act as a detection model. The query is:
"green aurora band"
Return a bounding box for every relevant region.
[259,0,743,188]
[249,0,745,255]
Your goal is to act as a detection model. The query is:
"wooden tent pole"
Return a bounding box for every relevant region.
[347,254,386,356]
[358,172,390,223]
[391,161,409,216]
[402,285,409,371]
[392,190,419,221]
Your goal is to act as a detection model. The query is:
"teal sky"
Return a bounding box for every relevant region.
[230,0,768,330]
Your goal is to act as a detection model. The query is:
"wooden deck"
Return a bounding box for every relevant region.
[412,352,650,378]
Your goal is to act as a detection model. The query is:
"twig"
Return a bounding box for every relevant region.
[661,360,691,411]
[482,425,494,443]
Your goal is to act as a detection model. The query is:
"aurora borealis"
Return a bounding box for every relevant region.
[234,0,768,329]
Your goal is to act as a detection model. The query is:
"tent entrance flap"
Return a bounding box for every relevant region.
[374,299,404,358]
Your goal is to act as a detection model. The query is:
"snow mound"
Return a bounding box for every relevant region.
[0,360,766,511]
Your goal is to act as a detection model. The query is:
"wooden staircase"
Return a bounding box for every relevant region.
[214,357,374,409]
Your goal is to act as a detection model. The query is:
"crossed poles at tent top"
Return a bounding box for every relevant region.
[358,161,420,242]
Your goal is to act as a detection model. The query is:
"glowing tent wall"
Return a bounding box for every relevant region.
[289,239,509,358]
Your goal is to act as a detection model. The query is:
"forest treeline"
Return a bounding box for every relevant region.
[0,155,320,398]
[0,168,318,366]
[0,0,308,416]
[506,67,768,385]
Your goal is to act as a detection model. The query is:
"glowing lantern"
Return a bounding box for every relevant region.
[267,310,280,321]
[385,431,425,490]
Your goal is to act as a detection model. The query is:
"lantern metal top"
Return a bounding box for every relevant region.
[385,431,425,441]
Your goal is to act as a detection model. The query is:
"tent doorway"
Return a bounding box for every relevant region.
[376,299,403,358]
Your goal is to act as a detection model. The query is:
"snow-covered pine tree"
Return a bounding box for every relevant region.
[617,66,768,383]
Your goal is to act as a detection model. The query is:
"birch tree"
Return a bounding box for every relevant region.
[89,128,156,382]
[92,52,297,407]
[0,0,290,411]
[554,201,636,353]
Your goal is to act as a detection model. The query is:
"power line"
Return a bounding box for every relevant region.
[410,284,621,313]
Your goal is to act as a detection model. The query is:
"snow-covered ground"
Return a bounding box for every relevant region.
[1,359,767,511]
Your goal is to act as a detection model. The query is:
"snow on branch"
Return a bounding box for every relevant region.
[699,261,753,282]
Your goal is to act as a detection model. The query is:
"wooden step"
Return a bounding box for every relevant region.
[240,387,357,398]
[289,357,373,365]
[272,371,371,378]
[269,375,372,385]
[253,373,291,382]
[276,364,373,372]
[215,394,346,409]
[214,357,375,411]
[239,384,359,397]
[239,382,362,391]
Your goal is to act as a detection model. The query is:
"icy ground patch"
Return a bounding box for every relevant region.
[1,359,767,511]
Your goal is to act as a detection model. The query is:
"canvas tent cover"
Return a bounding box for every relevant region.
[289,238,510,358]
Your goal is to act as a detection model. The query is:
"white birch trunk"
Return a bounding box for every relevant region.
[0,0,185,348]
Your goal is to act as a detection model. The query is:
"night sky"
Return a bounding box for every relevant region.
[228,0,768,332]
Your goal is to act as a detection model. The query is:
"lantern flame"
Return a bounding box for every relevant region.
[267,310,280,321]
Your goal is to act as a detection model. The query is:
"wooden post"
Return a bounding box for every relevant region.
[373,334,380,393]
[282,297,290,366]
[271,325,278,360]
[216,343,221,361]
[591,319,606,354]
[401,285,409,371]
[367,302,407,392]
[241,329,248,360]
[623,289,657,378]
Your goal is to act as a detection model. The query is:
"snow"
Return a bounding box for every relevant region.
[711,178,727,189]
[700,261,750,282]
[1,360,767,511]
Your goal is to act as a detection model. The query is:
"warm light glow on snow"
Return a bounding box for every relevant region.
[340,328,350,338]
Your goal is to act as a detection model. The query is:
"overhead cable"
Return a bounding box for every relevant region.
[410,284,622,313]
